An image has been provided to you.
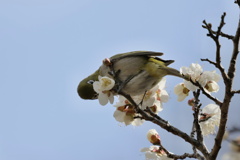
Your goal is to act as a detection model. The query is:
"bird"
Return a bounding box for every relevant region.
[77,51,186,100]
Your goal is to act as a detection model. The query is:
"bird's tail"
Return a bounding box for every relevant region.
[164,67,190,81]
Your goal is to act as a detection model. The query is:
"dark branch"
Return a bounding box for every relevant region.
[193,90,204,143]
[190,79,222,105]
[202,13,230,84]
[201,58,217,66]
[209,10,240,159]
[235,0,240,7]
[202,13,233,40]
[228,15,240,80]
[232,90,240,94]
[158,143,204,160]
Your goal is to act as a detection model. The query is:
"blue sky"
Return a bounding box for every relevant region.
[0,0,239,160]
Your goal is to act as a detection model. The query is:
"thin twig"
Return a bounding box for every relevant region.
[202,14,229,83]
[201,58,217,66]
[232,90,240,94]
[158,142,204,160]
[190,79,222,105]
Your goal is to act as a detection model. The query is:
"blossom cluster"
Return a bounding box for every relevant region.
[113,78,169,126]
[92,76,169,126]
[174,63,221,101]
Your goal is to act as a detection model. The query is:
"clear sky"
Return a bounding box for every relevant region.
[0,0,239,160]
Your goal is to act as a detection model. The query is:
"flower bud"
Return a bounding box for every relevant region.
[188,98,195,107]
[147,129,160,145]
[102,58,112,66]
[205,81,219,92]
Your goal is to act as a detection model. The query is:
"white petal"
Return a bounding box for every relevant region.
[158,78,166,89]
[174,83,184,95]
[140,147,150,152]
[206,81,219,92]
[180,66,190,75]
[93,81,101,93]
[131,119,144,126]
[113,110,125,122]
[98,93,109,106]
[160,90,169,103]
[178,93,188,102]
[184,80,198,91]
[99,76,115,90]
[108,93,114,104]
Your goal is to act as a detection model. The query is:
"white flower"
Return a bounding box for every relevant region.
[147,129,160,144]
[93,76,115,106]
[113,96,144,126]
[199,104,221,136]
[174,83,190,101]
[141,146,172,160]
[183,80,198,91]
[199,71,220,93]
[204,81,220,92]
[134,78,169,113]
[180,63,203,82]
[180,63,204,91]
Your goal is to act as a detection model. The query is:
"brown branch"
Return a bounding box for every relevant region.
[232,90,240,94]
[202,25,234,40]
[202,14,230,84]
[190,79,222,105]
[209,10,240,160]
[158,143,204,160]
[193,90,204,143]
[118,91,210,158]
[235,0,240,7]
[228,18,240,80]
[201,58,217,66]
[144,107,169,124]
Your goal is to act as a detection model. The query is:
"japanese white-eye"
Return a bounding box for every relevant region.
[77,51,185,99]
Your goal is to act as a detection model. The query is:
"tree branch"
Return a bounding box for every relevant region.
[158,143,204,160]
[202,13,230,84]
[118,91,210,158]
[190,79,222,105]
[209,10,240,159]
[232,90,240,94]
[193,90,204,143]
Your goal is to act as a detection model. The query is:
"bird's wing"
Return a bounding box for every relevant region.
[110,51,164,61]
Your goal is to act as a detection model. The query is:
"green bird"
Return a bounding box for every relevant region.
[77,51,186,100]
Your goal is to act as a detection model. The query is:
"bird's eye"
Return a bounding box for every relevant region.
[87,80,95,85]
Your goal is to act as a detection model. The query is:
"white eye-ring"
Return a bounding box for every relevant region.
[87,80,95,85]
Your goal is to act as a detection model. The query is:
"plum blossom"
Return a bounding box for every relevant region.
[113,96,144,126]
[180,63,203,82]
[199,71,220,93]
[199,104,221,136]
[174,83,190,102]
[93,76,115,106]
[147,129,160,144]
[141,146,172,160]
[135,78,169,113]
[175,63,221,101]
[113,78,168,126]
